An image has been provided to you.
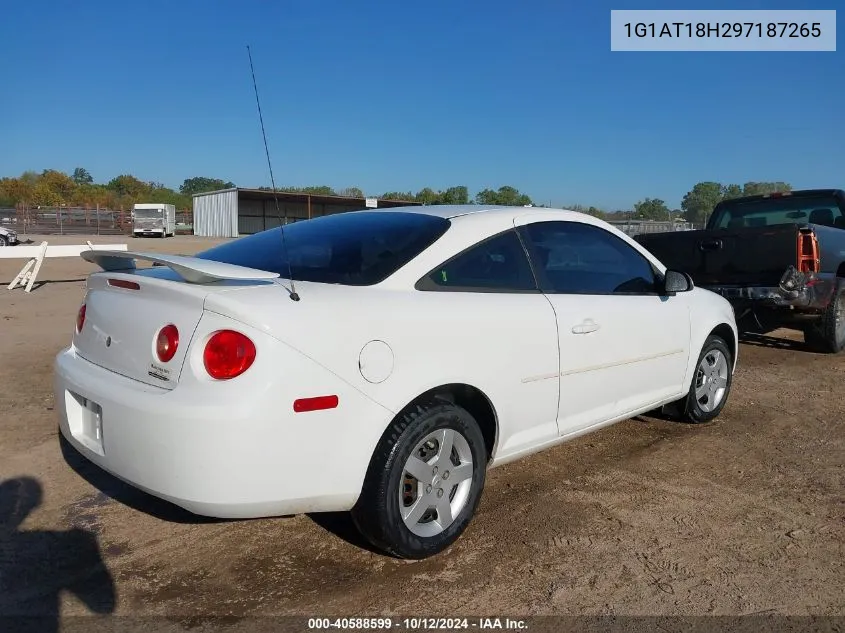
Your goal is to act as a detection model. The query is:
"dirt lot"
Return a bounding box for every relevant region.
[0,235,843,627]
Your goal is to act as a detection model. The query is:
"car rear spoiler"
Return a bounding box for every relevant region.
[80,250,280,284]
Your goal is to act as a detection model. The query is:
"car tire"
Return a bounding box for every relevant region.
[803,283,845,354]
[0,235,7,247]
[674,334,734,424]
[351,397,488,559]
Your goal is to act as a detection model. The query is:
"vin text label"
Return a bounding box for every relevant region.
[610,10,836,51]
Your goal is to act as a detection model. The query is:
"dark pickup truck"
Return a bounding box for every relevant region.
[635,189,845,353]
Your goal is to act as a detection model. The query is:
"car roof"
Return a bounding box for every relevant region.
[360,203,588,222]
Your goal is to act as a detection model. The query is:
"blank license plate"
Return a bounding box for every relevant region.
[67,391,105,455]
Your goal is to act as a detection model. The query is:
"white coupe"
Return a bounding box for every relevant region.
[55,205,738,559]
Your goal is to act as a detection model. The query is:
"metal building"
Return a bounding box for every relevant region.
[192,188,421,238]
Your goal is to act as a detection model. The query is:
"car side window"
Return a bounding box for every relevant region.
[523,221,659,295]
[417,229,537,292]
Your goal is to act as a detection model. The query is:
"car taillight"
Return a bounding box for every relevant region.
[797,230,820,273]
[203,330,256,380]
[156,324,179,362]
[76,304,86,333]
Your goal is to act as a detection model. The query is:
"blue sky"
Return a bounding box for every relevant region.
[1,0,842,210]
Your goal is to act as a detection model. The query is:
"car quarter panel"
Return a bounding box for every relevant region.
[203,283,562,463]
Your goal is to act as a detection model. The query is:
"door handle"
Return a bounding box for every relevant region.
[571,320,600,334]
[698,239,723,251]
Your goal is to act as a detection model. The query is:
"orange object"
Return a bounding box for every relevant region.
[797,229,820,273]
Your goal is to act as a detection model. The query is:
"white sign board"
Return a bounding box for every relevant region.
[365,198,378,208]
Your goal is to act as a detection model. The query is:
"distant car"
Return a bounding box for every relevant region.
[0,226,18,246]
[54,205,738,559]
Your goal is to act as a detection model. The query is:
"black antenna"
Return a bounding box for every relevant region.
[247,44,299,301]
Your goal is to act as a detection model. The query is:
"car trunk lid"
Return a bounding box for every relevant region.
[73,251,281,389]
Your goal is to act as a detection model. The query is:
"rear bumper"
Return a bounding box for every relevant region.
[703,269,838,312]
[54,344,393,518]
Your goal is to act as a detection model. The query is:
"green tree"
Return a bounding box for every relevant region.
[38,169,77,202]
[275,185,336,196]
[337,187,364,198]
[70,183,102,206]
[633,197,670,220]
[381,191,417,202]
[146,186,191,208]
[19,171,39,188]
[0,168,195,210]
[31,182,63,207]
[564,204,606,218]
[681,181,723,223]
[72,167,93,185]
[721,183,742,200]
[415,187,442,205]
[475,185,533,206]
[742,181,792,196]
[441,186,469,204]
[0,177,34,205]
[106,174,148,198]
[84,185,118,208]
[382,186,470,205]
[680,181,793,224]
[179,176,236,196]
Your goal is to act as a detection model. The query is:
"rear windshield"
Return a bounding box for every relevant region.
[196,211,450,285]
[710,195,845,229]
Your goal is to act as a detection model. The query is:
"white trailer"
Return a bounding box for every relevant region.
[132,203,176,238]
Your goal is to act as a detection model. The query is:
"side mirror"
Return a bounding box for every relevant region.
[662,269,694,295]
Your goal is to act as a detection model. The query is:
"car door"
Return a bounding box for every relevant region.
[413,227,561,458]
[516,218,692,436]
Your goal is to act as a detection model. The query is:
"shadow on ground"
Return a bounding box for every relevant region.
[29,278,86,291]
[0,476,116,633]
[306,512,394,557]
[3,278,86,291]
[738,331,816,353]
